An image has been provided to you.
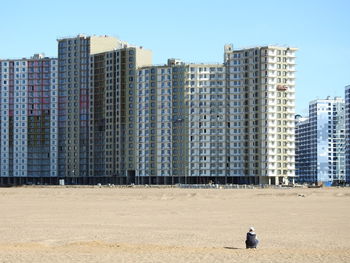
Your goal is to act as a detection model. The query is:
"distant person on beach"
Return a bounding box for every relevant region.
[245,227,259,248]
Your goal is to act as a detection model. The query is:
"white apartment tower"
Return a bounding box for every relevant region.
[224,45,297,185]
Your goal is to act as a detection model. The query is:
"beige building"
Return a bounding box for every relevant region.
[224,44,297,184]
[136,45,296,185]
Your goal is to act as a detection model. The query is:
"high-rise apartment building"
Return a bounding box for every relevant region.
[0,35,297,185]
[345,85,350,183]
[224,45,297,185]
[135,44,297,185]
[136,60,227,184]
[0,54,58,184]
[296,97,345,185]
[295,115,313,181]
[57,35,124,181]
[57,35,151,183]
[89,46,152,183]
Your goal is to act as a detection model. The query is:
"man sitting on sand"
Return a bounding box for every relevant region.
[245,227,259,248]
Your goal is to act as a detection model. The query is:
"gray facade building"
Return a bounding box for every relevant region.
[57,35,152,183]
[57,35,124,181]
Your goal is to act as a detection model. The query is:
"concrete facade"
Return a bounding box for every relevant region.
[57,35,152,182]
[224,45,297,185]
[57,35,126,179]
[345,85,350,183]
[134,44,297,185]
[0,55,58,179]
[0,35,298,185]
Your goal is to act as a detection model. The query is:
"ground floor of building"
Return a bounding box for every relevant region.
[0,175,295,186]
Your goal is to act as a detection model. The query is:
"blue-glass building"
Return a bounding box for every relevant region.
[296,97,345,185]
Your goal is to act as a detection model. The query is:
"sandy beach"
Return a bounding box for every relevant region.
[0,186,349,262]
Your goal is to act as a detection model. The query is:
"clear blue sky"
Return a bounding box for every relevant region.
[1,0,349,115]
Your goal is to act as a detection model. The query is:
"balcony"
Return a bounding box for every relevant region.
[287,59,296,65]
[264,72,277,78]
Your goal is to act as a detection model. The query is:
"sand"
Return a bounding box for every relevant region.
[0,186,349,262]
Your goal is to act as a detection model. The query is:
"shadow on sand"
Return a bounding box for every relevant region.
[224,246,240,250]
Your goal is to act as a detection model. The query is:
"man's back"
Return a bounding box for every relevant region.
[245,230,259,248]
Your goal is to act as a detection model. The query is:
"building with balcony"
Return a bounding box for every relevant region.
[345,85,350,183]
[0,35,297,185]
[224,45,297,185]
[136,60,228,184]
[134,44,297,185]
[0,54,58,184]
[57,35,123,181]
[89,46,152,183]
[57,35,152,183]
[296,97,345,185]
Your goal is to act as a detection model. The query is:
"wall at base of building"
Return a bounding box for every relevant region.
[0,175,294,186]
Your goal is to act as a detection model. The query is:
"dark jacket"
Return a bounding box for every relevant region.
[245,232,258,248]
